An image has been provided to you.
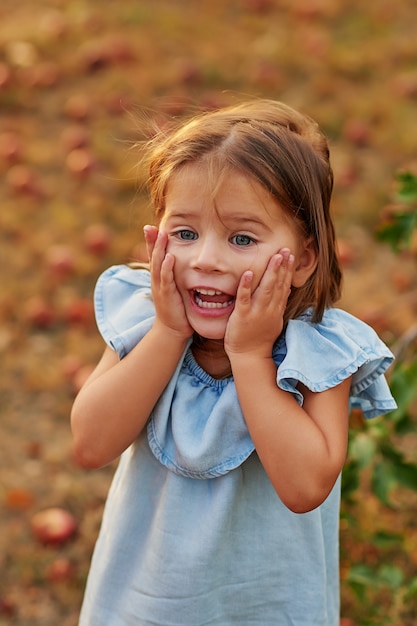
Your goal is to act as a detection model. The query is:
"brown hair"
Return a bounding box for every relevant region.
[143,99,342,323]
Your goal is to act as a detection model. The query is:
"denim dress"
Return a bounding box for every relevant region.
[78,265,397,626]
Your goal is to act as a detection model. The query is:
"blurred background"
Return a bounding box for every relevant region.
[1,1,416,624]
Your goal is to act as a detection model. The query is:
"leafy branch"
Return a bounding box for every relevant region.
[341,171,417,624]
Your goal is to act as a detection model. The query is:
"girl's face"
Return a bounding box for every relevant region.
[160,164,308,340]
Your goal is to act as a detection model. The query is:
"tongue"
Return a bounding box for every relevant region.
[198,292,231,304]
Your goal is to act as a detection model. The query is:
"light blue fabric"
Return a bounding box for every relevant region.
[79,265,397,626]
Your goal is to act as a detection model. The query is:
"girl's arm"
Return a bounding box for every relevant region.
[230,355,350,513]
[71,322,189,469]
[71,228,193,469]
[225,251,350,513]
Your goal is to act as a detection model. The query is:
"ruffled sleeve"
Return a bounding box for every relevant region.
[275,308,397,419]
[94,265,155,359]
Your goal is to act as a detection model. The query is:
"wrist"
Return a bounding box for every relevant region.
[226,341,273,362]
[151,319,192,347]
[228,350,275,372]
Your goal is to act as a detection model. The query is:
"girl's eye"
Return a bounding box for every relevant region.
[176,229,197,241]
[231,234,254,246]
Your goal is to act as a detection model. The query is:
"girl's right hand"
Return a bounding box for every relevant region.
[144,225,194,340]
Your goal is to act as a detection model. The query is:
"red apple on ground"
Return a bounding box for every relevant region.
[0,62,12,88]
[31,507,77,546]
[66,148,95,178]
[336,238,356,267]
[46,557,76,583]
[84,223,112,255]
[342,119,371,147]
[45,244,75,278]
[61,125,90,152]
[64,94,91,120]
[0,131,23,164]
[62,297,95,327]
[0,596,16,619]
[6,164,43,197]
[24,297,56,328]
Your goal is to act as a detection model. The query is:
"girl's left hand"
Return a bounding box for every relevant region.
[224,249,294,359]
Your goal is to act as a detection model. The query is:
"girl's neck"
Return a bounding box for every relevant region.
[191,335,232,380]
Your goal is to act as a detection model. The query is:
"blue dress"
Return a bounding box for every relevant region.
[79,265,397,626]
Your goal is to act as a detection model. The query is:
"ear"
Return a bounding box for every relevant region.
[292,237,318,287]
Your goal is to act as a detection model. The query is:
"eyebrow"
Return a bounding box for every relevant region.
[163,211,195,221]
[165,211,268,228]
[221,214,273,231]
[165,210,272,229]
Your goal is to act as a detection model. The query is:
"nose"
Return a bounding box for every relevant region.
[191,235,224,272]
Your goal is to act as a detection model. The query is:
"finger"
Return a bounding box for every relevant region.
[276,250,294,288]
[252,252,293,310]
[150,230,169,273]
[268,253,294,308]
[159,252,176,288]
[253,253,284,299]
[234,270,253,311]
[143,225,158,261]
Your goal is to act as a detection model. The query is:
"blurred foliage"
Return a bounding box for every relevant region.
[341,172,417,625]
[377,172,417,252]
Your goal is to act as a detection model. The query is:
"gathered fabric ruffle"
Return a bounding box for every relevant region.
[274,308,397,419]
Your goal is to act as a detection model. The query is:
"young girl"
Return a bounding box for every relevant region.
[71,100,397,625]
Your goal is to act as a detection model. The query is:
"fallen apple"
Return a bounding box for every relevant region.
[31,507,77,546]
[45,244,76,278]
[24,297,56,329]
[46,557,76,583]
[0,62,12,89]
[0,131,23,164]
[61,297,95,327]
[84,223,112,256]
[66,147,95,179]
[336,238,356,268]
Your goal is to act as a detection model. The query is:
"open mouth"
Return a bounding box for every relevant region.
[193,288,234,309]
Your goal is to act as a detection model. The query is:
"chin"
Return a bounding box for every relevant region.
[189,321,227,341]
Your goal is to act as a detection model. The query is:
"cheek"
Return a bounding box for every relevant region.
[243,252,268,289]
[164,235,182,258]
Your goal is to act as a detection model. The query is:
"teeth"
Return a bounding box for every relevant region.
[197,289,223,296]
[195,296,233,309]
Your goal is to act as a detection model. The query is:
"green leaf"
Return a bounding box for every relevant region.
[377,564,404,589]
[377,171,417,251]
[392,461,417,492]
[371,461,396,505]
[393,412,415,436]
[396,171,417,202]
[347,563,376,586]
[347,564,375,602]
[341,459,360,498]
[379,440,404,464]
[348,432,377,468]
[389,361,417,421]
[404,577,417,601]
[377,211,417,252]
[372,530,403,548]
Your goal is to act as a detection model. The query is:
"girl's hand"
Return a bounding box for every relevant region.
[144,225,193,340]
[224,249,294,359]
